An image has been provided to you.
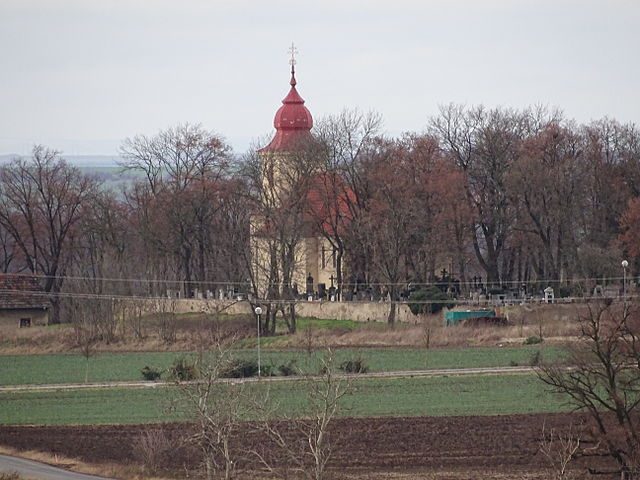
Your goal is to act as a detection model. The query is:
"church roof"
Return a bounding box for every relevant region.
[260,65,314,153]
[305,173,356,236]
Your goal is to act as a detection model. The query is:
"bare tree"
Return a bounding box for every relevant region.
[430,105,526,284]
[66,299,100,383]
[539,422,581,480]
[257,349,351,480]
[0,223,17,273]
[120,124,233,297]
[175,342,252,480]
[242,139,318,334]
[0,146,99,323]
[312,109,382,298]
[510,122,585,284]
[538,300,640,479]
[134,427,173,475]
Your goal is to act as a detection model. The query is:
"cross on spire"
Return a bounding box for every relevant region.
[288,42,298,72]
[287,42,298,86]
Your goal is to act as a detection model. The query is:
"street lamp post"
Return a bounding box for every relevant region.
[622,260,629,302]
[254,306,262,378]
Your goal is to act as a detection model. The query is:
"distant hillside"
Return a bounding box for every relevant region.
[0,154,121,167]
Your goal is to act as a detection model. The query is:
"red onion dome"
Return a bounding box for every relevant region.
[260,66,313,153]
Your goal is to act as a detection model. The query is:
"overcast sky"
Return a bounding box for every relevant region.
[1,0,638,157]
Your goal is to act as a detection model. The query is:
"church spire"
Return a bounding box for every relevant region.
[258,43,313,153]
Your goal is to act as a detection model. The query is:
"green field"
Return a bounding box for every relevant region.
[0,345,564,386]
[0,373,569,425]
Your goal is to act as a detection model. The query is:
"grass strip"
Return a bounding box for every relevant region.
[0,345,565,386]
[0,373,569,425]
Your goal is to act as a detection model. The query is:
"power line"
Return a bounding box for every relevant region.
[1,271,637,288]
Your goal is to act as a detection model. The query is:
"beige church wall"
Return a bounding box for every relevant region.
[292,240,309,293]
[314,237,339,290]
[304,237,318,287]
[249,233,311,298]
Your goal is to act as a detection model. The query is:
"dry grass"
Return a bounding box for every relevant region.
[0,303,588,355]
[0,445,173,480]
[278,303,585,349]
[0,314,254,355]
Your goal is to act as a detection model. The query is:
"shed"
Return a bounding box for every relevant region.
[0,274,50,327]
[444,309,497,326]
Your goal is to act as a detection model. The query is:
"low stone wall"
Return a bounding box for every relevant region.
[167,299,252,316]
[295,301,414,323]
[157,298,414,323]
[499,302,586,325]
[146,298,590,325]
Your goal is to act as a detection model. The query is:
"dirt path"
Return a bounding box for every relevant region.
[0,365,537,392]
[0,454,113,480]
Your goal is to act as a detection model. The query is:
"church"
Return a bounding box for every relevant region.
[250,51,347,301]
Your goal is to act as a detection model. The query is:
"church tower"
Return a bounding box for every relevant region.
[251,46,341,302]
[258,44,315,196]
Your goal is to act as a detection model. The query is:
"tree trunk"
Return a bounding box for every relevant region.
[268,308,277,335]
[286,302,296,334]
[204,454,214,480]
[49,294,61,324]
[387,296,397,325]
[336,249,343,301]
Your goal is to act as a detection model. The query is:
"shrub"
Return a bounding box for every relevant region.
[524,335,544,345]
[339,355,369,374]
[134,428,172,473]
[168,357,198,381]
[141,366,162,381]
[408,287,453,315]
[509,360,519,367]
[278,359,298,376]
[221,358,260,378]
[0,473,22,480]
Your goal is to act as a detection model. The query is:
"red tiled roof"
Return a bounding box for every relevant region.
[305,173,356,236]
[0,274,49,310]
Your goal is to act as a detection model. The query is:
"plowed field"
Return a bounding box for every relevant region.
[0,414,613,479]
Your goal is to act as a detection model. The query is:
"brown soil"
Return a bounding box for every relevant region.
[0,413,613,479]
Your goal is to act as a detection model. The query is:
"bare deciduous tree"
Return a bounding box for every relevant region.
[120,124,234,297]
[175,341,251,480]
[539,422,581,480]
[313,109,382,299]
[538,301,640,479]
[243,139,318,334]
[257,349,351,480]
[134,427,173,475]
[0,146,99,323]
